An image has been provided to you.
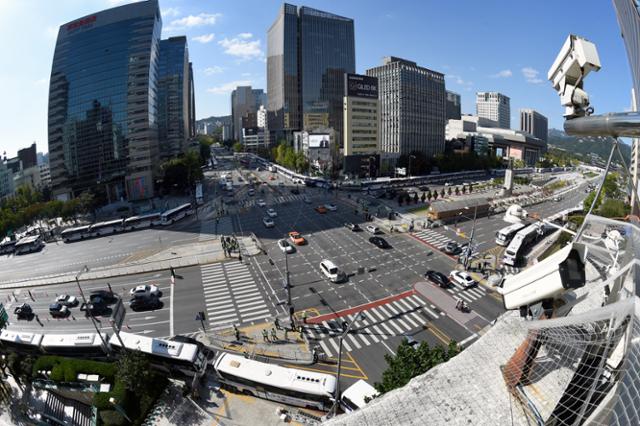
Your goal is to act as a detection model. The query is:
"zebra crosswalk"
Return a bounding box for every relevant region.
[445,280,488,303]
[200,262,274,330]
[304,294,439,357]
[411,229,457,250]
[243,194,305,208]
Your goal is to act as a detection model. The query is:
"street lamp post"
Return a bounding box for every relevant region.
[328,314,365,418]
[75,266,109,351]
[109,397,132,423]
[284,245,294,327]
[461,203,479,271]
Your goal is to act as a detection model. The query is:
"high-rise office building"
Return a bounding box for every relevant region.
[48,0,162,201]
[18,143,37,170]
[613,0,640,215]
[446,91,462,120]
[231,87,266,141]
[343,73,379,177]
[519,109,548,144]
[267,3,355,141]
[476,92,511,129]
[158,36,190,161]
[366,57,446,157]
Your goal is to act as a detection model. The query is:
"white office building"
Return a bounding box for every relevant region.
[476,92,511,129]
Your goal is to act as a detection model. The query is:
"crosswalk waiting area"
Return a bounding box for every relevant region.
[200,262,273,330]
[304,294,438,358]
[242,194,305,208]
[411,229,457,250]
[446,280,487,303]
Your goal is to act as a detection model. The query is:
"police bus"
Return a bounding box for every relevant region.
[14,235,45,255]
[213,352,336,411]
[160,203,194,225]
[495,223,527,246]
[502,224,542,266]
[123,213,162,231]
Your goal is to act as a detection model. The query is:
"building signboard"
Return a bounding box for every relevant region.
[345,73,378,99]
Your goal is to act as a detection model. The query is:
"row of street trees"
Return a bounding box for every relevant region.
[583,172,630,218]
[271,141,309,174]
[396,185,474,206]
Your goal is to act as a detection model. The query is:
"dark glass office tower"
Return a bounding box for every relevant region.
[158,36,190,161]
[188,62,196,138]
[267,4,355,140]
[48,0,162,201]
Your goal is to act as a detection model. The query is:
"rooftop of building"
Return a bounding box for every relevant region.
[326,213,640,425]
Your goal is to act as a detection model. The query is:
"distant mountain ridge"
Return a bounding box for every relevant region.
[548,128,631,165]
[196,115,231,128]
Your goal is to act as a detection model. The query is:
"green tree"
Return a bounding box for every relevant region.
[433,191,439,201]
[583,191,604,214]
[420,193,426,203]
[455,187,460,196]
[447,187,452,196]
[598,199,628,218]
[116,350,154,396]
[468,183,473,193]
[413,192,419,204]
[440,189,445,198]
[232,142,244,153]
[375,339,460,395]
[461,186,467,194]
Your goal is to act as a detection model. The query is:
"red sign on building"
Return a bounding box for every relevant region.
[67,15,97,32]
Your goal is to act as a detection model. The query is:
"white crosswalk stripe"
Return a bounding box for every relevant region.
[447,280,488,303]
[200,262,274,329]
[411,229,458,249]
[306,295,436,357]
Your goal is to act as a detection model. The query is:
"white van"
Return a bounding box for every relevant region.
[319,260,346,283]
[340,380,379,412]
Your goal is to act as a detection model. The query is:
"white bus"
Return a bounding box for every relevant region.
[161,203,193,225]
[503,224,542,266]
[196,182,204,205]
[340,380,379,413]
[109,332,207,377]
[14,235,44,255]
[495,223,527,246]
[123,213,162,231]
[213,353,336,411]
[0,330,44,354]
[40,333,109,358]
[61,225,92,242]
[89,219,124,237]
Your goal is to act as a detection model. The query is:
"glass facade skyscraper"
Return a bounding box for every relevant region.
[267,4,355,141]
[158,36,190,161]
[47,0,191,202]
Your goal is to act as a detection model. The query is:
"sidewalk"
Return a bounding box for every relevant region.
[194,320,314,365]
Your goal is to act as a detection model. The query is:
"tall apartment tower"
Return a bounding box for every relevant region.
[613,0,640,215]
[476,92,511,129]
[158,36,190,161]
[366,57,446,157]
[446,91,462,120]
[520,109,548,144]
[267,3,355,141]
[48,0,162,201]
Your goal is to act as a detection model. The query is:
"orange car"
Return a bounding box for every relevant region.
[288,231,307,245]
[315,205,327,214]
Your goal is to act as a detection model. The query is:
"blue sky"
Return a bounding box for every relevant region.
[0,0,634,157]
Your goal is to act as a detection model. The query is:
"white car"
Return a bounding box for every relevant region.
[263,217,275,228]
[257,199,266,207]
[366,225,380,234]
[56,294,78,307]
[449,271,478,289]
[266,208,278,218]
[130,284,160,297]
[324,203,337,211]
[277,239,295,254]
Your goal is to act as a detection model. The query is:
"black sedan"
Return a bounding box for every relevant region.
[369,236,391,249]
[14,303,33,319]
[129,295,162,311]
[425,270,451,288]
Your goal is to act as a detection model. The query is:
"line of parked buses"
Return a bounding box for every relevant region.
[0,329,376,414]
[0,203,195,256]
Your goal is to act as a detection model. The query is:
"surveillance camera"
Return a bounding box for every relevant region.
[500,242,587,311]
[548,35,601,119]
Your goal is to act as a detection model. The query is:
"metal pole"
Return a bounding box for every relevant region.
[75,270,109,352]
[110,320,125,349]
[331,335,345,418]
[464,203,479,271]
[285,249,294,326]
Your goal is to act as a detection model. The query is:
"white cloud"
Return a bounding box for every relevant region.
[192,33,215,44]
[35,78,49,85]
[521,67,544,84]
[207,80,253,95]
[45,25,60,39]
[241,72,251,77]
[166,13,221,31]
[218,34,263,60]
[446,74,473,87]
[203,66,224,75]
[490,69,513,78]
[161,7,180,17]
[237,32,253,39]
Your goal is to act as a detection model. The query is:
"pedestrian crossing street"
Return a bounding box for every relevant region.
[445,279,487,303]
[411,229,457,250]
[304,294,439,358]
[243,194,305,208]
[200,262,274,330]
[199,216,233,241]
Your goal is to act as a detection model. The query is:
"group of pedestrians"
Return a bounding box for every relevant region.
[221,236,238,258]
